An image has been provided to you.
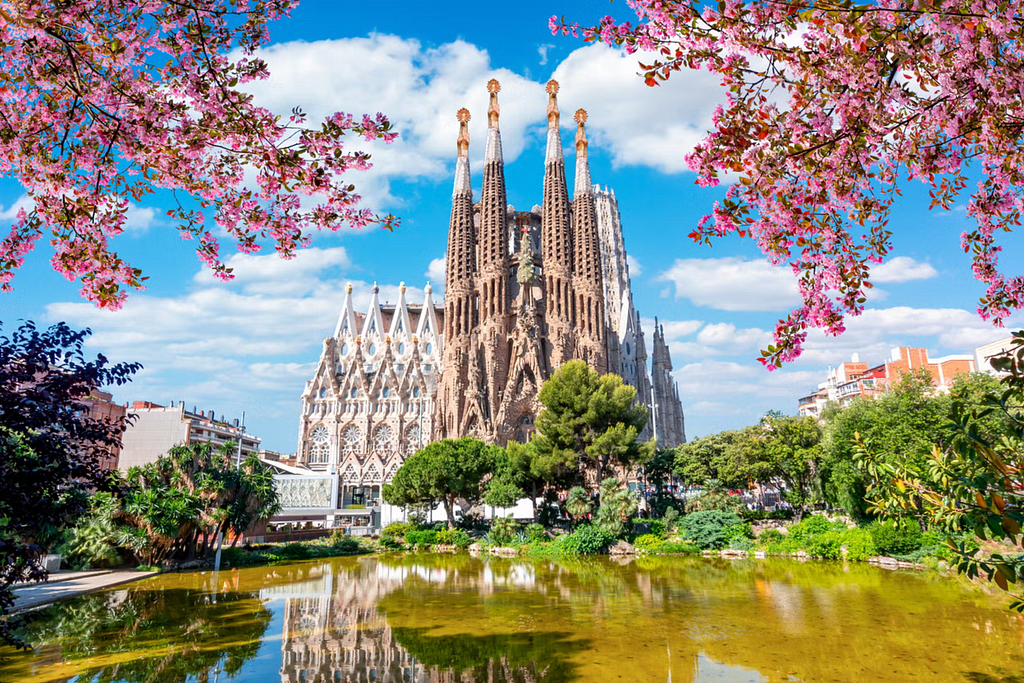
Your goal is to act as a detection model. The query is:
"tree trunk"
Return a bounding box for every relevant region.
[443,496,456,529]
[530,482,539,524]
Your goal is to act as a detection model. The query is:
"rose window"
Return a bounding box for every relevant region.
[309,425,330,464]
[341,425,362,454]
[373,424,395,452]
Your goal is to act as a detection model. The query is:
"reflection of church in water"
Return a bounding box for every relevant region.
[268,560,552,683]
[287,79,686,511]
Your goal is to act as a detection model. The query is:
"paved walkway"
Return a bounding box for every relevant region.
[11,570,156,612]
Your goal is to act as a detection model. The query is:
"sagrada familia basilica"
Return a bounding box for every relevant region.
[287,80,685,511]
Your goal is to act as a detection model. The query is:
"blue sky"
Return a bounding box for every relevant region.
[2,0,1021,453]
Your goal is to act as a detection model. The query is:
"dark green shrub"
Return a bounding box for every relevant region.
[680,511,744,550]
[404,529,439,548]
[560,525,612,554]
[276,543,312,560]
[379,536,405,551]
[330,536,360,553]
[524,523,547,543]
[648,519,666,537]
[870,521,924,556]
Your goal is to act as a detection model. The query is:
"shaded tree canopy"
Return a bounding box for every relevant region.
[0,320,139,647]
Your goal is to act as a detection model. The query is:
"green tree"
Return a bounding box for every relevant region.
[533,361,653,489]
[483,441,554,523]
[383,437,499,528]
[822,370,953,522]
[106,443,280,566]
[750,415,823,520]
[0,321,139,648]
[673,429,754,490]
[856,332,1024,605]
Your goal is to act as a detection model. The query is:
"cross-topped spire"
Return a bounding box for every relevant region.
[546,79,560,129]
[574,108,589,156]
[456,108,470,158]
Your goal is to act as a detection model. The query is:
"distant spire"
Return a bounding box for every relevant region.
[485,79,503,162]
[573,108,592,197]
[545,80,562,163]
[454,108,471,197]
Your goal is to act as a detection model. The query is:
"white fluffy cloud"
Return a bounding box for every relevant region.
[551,44,725,173]
[45,248,436,451]
[658,257,800,312]
[870,256,938,283]
[426,255,446,289]
[242,35,547,209]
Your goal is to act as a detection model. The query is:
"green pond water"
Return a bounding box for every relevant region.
[2,554,1024,682]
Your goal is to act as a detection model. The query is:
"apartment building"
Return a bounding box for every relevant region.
[119,400,260,471]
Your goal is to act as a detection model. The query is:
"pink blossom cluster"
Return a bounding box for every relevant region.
[0,0,397,308]
[555,1,1024,368]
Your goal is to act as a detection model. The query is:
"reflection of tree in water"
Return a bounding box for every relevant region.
[18,582,271,682]
[390,627,579,683]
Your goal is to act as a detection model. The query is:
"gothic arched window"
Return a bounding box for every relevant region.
[341,425,362,454]
[373,424,395,452]
[405,425,421,456]
[309,424,330,464]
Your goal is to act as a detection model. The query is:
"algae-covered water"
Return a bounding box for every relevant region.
[2,554,1023,682]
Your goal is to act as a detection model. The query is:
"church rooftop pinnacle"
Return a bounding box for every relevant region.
[545,79,562,163]
[453,107,471,197]
[574,108,592,197]
[485,79,503,162]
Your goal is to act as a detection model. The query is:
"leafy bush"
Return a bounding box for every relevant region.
[382,522,414,539]
[648,519,666,538]
[435,528,472,548]
[680,511,744,550]
[559,525,612,554]
[404,529,439,548]
[727,537,754,551]
[840,527,876,562]
[757,528,785,546]
[329,535,360,553]
[633,534,663,551]
[740,508,794,522]
[490,516,519,545]
[662,507,680,532]
[276,543,313,560]
[379,535,405,551]
[870,521,924,556]
[658,540,700,554]
[524,523,547,543]
[786,515,841,542]
[807,530,845,559]
[59,503,122,569]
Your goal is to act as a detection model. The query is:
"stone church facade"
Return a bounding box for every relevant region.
[289,80,685,512]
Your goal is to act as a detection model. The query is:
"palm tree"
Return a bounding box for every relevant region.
[564,487,592,525]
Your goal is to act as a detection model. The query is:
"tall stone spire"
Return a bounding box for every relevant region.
[440,107,478,438]
[651,320,686,446]
[477,79,512,420]
[541,79,574,368]
[570,108,607,373]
